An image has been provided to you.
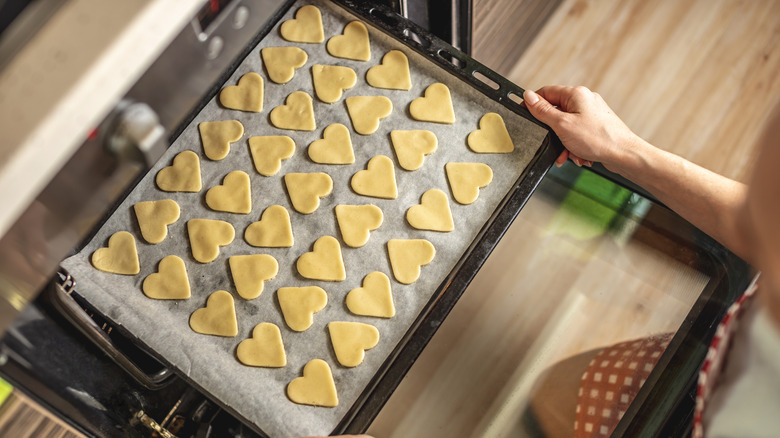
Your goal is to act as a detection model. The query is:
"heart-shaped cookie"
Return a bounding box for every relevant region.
[237,323,286,367]
[346,271,395,318]
[156,150,201,192]
[187,219,235,263]
[287,359,338,407]
[134,199,180,244]
[248,135,295,177]
[189,290,238,337]
[205,171,251,214]
[198,120,244,161]
[409,83,455,124]
[366,50,411,90]
[261,47,308,84]
[351,155,397,199]
[328,321,380,367]
[297,236,345,281]
[277,286,328,332]
[387,239,435,284]
[91,231,140,275]
[406,189,454,232]
[142,255,191,300]
[308,123,354,164]
[279,5,324,43]
[270,91,316,131]
[345,96,392,135]
[445,162,493,205]
[284,172,333,214]
[335,204,383,248]
[468,112,514,153]
[244,205,294,247]
[219,72,263,113]
[311,64,357,103]
[327,21,370,61]
[229,254,279,300]
[390,130,437,171]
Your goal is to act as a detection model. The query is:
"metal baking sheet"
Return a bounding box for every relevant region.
[61,1,548,436]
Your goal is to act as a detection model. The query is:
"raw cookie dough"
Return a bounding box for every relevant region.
[198,120,244,161]
[270,91,316,131]
[334,204,383,248]
[296,236,346,281]
[406,189,454,232]
[219,72,264,112]
[346,271,395,318]
[187,219,235,263]
[409,83,455,124]
[277,286,328,332]
[229,254,279,300]
[189,290,238,337]
[467,112,514,153]
[244,205,294,247]
[387,239,435,284]
[133,199,180,244]
[445,162,494,205]
[261,47,308,84]
[366,50,411,90]
[156,150,201,192]
[205,170,252,214]
[237,323,286,367]
[279,5,324,43]
[142,255,191,299]
[287,359,338,407]
[328,321,380,368]
[248,136,295,176]
[91,231,140,275]
[351,155,397,199]
[312,65,357,103]
[326,21,370,61]
[389,130,437,171]
[308,123,355,164]
[284,172,333,214]
[345,96,392,135]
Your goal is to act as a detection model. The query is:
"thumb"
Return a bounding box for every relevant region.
[523,90,565,128]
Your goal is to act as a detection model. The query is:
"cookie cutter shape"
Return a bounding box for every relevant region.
[261,47,308,84]
[406,189,454,232]
[351,155,397,199]
[345,96,392,135]
[387,239,435,284]
[156,150,201,192]
[366,50,411,90]
[248,135,295,177]
[284,172,333,214]
[205,171,252,214]
[296,236,346,282]
[187,219,235,263]
[327,21,370,61]
[312,65,357,104]
[277,286,328,332]
[287,359,338,407]
[445,162,494,205]
[346,271,395,318]
[219,72,264,113]
[328,321,380,367]
[237,323,287,368]
[409,83,455,124]
[189,290,238,337]
[134,199,180,244]
[270,91,316,131]
[335,204,383,248]
[244,205,294,248]
[91,231,140,275]
[467,112,514,153]
[198,120,244,161]
[280,5,324,43]
[142,255,191,300]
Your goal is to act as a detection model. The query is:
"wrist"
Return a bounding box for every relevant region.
[603,133,652,177]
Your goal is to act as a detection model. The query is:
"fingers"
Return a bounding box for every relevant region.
[523,90,567,129]
[555,150,569,167]
[534,85,574,107]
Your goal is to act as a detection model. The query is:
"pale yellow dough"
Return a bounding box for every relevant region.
[91,231,140,275]
[244,205,294,248]
[270,91,316,131]
[187,219,235,263]
[277,286,327,332]
[406,189,454,232]
[205,171,251,214]
[229,254,279,300]
[156,151,201,192]
[445,162,493,205]
[312,65,357,103]
[308,123,354,164]
[335,204,383,248]
[366,50,411,90]
[133,199,180,244]
[142,255,191,300]
[328,321,380,368]
[219,72,263,112]
[280,5,324,44]
[189,290,238,337]
[387,239,435,284]
[468,112,514,153]
[284,172,333,214]
[297,236,346,281]
[346,271,395,318]
[389,130,437,171]
[327,21,370,61]
[198,120,244,161]
[345,96,392,135]
[261,47,307,84]
[248,135,295,176]
[409,83,455,124]
[287,359,338,407]
[237,323,286,367]
[351,155,397,199]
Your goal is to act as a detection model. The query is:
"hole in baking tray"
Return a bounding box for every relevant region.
[508,91,526,106]
[403,28,429,48]
[473,71,500,90]
[368,7,400,27]
[438,50,463,68]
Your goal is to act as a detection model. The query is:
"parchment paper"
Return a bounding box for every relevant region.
[61,1,548,436]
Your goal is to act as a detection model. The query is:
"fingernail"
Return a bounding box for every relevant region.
[523,90,539,105]
[585,161,593,167]
[555,161,562,168]
[573,157,583,166]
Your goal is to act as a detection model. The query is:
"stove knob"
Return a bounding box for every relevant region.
[104,100,167,168]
